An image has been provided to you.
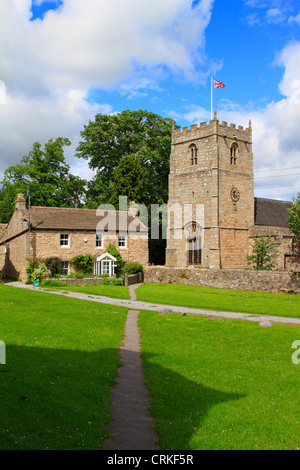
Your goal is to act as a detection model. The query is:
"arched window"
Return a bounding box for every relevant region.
[189,144,198,166]
[185,222,202,265]
[230,143,238,165]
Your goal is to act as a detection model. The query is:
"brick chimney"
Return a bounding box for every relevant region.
[15,193,26,211]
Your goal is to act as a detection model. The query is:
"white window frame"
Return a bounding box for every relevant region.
[60,233,69,247]
[96,232,103,248]
[118,235,126,249]
[61,261,69,276]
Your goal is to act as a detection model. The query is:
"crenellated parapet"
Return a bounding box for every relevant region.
[172,117,252,145]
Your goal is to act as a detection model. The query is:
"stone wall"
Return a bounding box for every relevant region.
[47,277,115,286]
[144,266,300,294]
[30,229,148,266]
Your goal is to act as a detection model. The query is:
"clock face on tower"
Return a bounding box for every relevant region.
[231,187,240,202]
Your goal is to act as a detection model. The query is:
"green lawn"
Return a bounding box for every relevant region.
[139,310,300,450]
[38,283,130,300]
[0,285,128,450]
[136,283,300,318]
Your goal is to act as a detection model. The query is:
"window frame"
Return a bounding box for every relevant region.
[96,232,103,248]
[230,143,238,165]
[60,233,69,247]
[189,144,198,166]
[118,235,127,249]
[61,261,69,276]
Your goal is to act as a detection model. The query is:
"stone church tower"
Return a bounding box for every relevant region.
[165,110,254,269]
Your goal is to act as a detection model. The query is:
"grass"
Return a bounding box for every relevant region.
[0,284,128,450]
[37,283,130,300]
[139,310,300,450]
[136,283,300,318]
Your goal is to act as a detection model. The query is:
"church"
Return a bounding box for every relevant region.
[165,110,293,270]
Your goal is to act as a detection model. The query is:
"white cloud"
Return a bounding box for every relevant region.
[266,8,285,23]
[0,0,215,179]
[288,13,300,25]
[1,0,214,95]
[227,42,300,200]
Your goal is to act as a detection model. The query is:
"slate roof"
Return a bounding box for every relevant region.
[254,197,292,227]
[25,206,148,232]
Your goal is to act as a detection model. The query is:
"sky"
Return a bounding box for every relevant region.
[1,0,300,202]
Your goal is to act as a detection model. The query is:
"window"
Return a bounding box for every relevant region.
[60,233,69,247]
[186,222,202,266]
[96,233,103,248]
[188,240,202,265]
[230,144,238,165]
[102,260,110,275]
[118,235,126,248]
[61,261,69,276]
[189,144,198,166]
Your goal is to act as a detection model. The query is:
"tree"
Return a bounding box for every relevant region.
[0,137,86,223]
[287,193,300,265]
[247,233,279,271]
[290,237,300,266]
[287,193,300,241]
[76,110,173,264]
[106,244,124,275]
[76,109,173,208]
[110,154,145,208]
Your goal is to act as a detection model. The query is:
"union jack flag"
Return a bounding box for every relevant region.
[214,80,225,88]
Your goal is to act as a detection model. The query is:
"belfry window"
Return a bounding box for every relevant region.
[230,143,238,165]
[189,144,198,166]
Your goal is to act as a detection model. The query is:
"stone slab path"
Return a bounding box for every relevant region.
[4,281,300,326]
[105,308,159,450]
[105,282,159,450]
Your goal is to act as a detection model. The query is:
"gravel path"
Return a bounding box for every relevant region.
[4,281,300,326]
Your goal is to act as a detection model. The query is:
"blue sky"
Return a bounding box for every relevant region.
[1,0,300,201]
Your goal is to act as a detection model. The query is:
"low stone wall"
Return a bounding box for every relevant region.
[49,276,115,286]
[144,266,300,294]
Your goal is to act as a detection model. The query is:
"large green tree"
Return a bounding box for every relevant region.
[76,109,173,209]
[0,137,86,223]
[110,154,146,208]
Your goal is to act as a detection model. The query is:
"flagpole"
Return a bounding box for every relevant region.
[211,77,213,120]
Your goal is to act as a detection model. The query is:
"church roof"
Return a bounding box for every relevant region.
[254,197,292,227]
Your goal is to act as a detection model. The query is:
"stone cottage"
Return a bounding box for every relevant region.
[0,195,148,281]
[165,111,293,270]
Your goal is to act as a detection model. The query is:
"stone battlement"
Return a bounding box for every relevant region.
[173,117,252,143]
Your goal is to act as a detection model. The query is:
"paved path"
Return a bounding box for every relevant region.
[105,308,159,450]
[4,281,300,326]
[105,283,159,450]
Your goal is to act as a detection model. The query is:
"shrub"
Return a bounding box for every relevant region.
[26,258,42,283]
[32,263,52,283]
[74,272,85,279]
[247,233,279,271]
[40,280,68,287]
[106,244,124,275]
[101,278,124,286]
[45,257,63,276]
[70,254,95,275]
[123,262,143,275]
